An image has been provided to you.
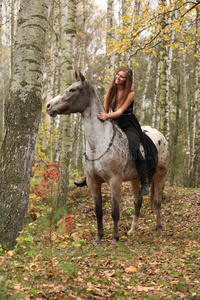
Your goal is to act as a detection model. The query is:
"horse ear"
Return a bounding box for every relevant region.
[75,71,78,81]
[78,71,85,83]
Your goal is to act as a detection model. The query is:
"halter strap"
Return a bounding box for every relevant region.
[83,121,116,162]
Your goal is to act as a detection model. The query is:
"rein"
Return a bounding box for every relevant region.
[83,121,117,162]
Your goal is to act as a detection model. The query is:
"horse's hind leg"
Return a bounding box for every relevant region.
[88,182,104,245]
[109,178,122,247]
[152,172,166,236]
[128,178,142,235]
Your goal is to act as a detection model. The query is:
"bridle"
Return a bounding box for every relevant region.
[83,121,117,161]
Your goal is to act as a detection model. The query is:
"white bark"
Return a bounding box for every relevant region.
[57,0,76,207]
[181,52,190,184]
[140,56,152,124]
[152,59,160,129]
[104,0,114,90]
[165,25,175,141]
[190,5,200,186]
[0,0,48,250]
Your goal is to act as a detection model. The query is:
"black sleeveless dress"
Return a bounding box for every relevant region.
[114,101,143,137]
[113,101,158,182]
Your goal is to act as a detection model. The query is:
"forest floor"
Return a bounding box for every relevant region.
[0,182,200,299]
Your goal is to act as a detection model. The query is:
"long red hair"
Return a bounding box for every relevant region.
[104,67,133,111]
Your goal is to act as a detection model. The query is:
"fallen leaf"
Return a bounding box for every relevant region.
[87,282,93,290]
[192,293,197,297]
[14,283,21,290]
[125,265,137,273]
[6,251,14,256]
[136,285,155,292]
[104,269,115,278]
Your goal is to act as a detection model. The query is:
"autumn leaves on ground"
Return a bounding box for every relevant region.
[0,179,199,299]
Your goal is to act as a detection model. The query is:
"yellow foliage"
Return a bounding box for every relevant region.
[105,0,198,59]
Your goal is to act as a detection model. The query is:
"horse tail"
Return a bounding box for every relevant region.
[150,180,154,209]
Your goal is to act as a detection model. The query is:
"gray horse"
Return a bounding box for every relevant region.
[46,71,169,247]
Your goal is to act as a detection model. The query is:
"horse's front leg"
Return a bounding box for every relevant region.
[110,178,122,247]
[128,178,143,235]
[88,181,104,245]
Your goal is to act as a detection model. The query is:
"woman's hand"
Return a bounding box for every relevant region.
[97,112,108,121]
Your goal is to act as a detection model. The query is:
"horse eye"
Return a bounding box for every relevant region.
[69,88,76,92]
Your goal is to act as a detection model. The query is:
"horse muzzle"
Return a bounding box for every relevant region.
[46,103,58,118]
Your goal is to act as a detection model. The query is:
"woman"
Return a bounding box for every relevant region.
[75,66,149,195]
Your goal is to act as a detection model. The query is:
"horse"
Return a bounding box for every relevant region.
[46,71,169,247]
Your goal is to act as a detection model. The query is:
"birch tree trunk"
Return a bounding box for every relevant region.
[158,0,168,137]
[181,53,190,186]
[0,0,3,142]
[104,0,114,90]
[10,0,14,75]
[43,0,58,103]
[0,0,2,36]
[140,56,152,124]
[0,0,47,250]
[165,22,175,141]
[152,57,160,129]
[78,0,89,71]
[169,80,181,185]
[0,0,11,142]
[190,4,200,187]
[121,0,130,66]
[56,0,77,208]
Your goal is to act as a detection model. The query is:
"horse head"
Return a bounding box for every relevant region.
[46,71,92,117]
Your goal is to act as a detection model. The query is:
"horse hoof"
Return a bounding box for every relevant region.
[92,238,101,246]
[127,230,134,236]
[156,230,163,237]
[111,240,118,248]
[128,226,138,235]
